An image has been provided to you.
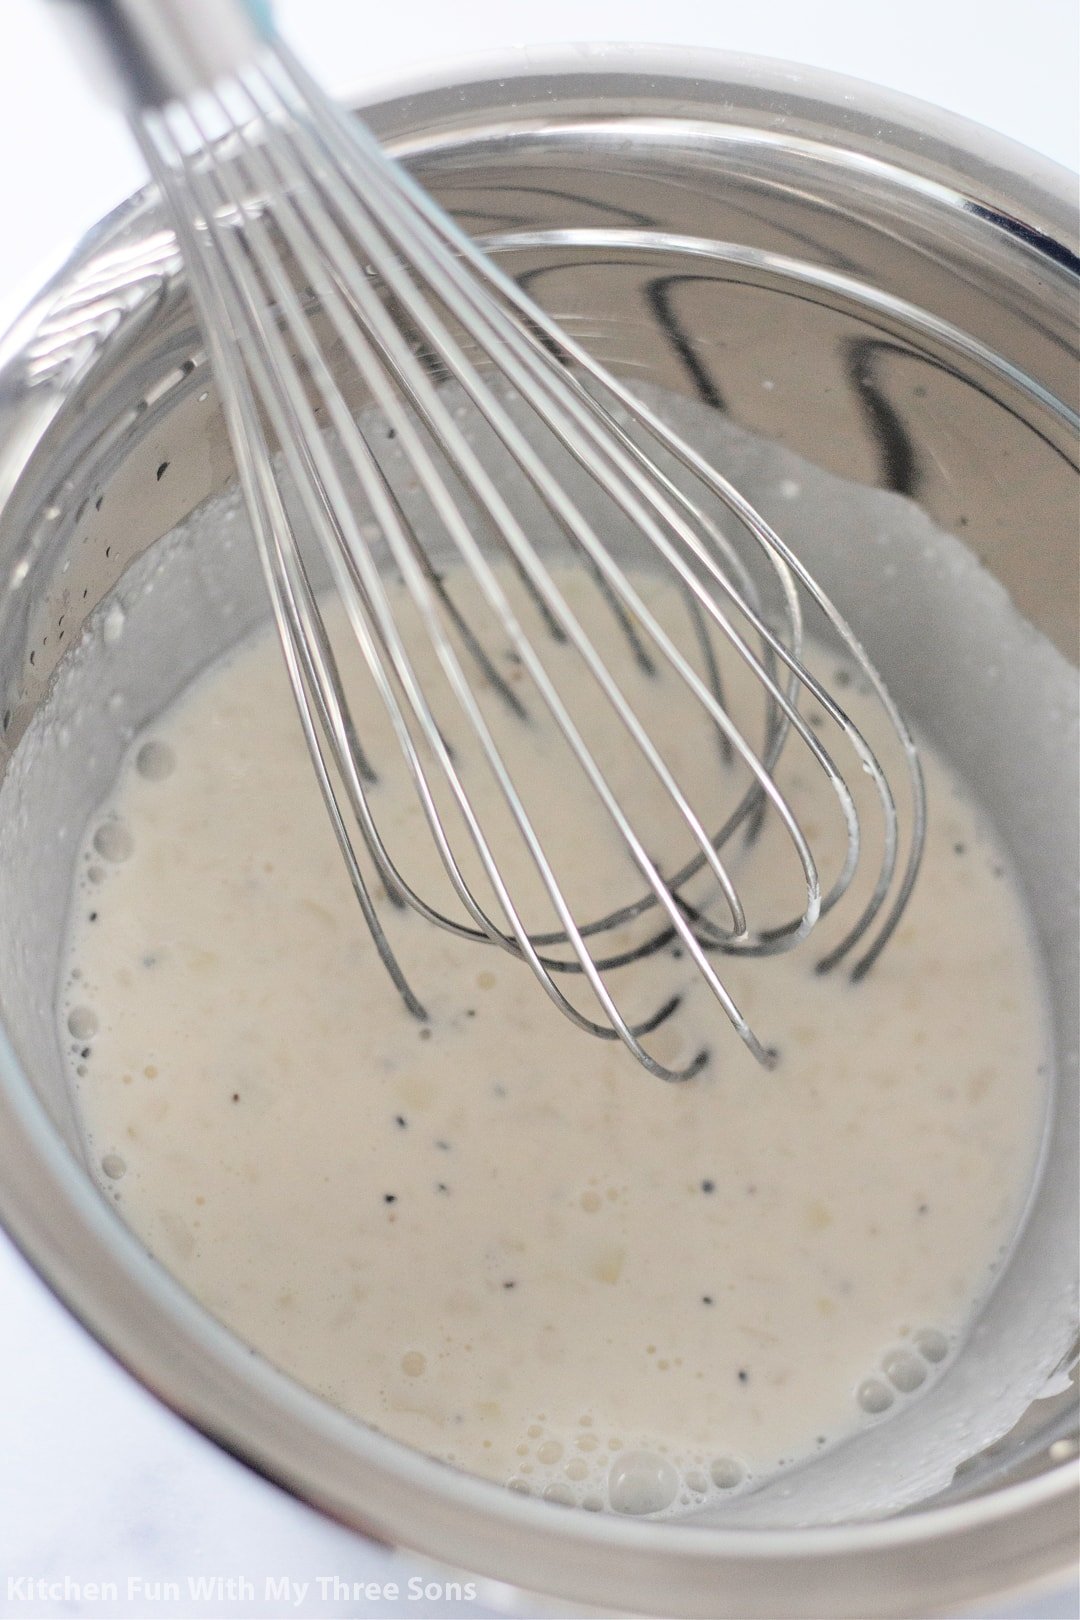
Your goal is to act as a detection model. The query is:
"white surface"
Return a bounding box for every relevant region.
[0,3,1077,1618]
[0,0,1076,316]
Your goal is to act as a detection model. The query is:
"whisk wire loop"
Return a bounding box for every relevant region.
[278,41,927,975]
[242,62,845,958]
[205,99,779,1067]
[261,51,919,970]
[142,98,761,1077]
[128,34,927,1078]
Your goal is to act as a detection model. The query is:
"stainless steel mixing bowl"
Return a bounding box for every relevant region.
[0,48,1076,1619]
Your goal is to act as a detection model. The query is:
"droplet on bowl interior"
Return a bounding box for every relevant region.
[857,1377,895,1414]
[608,1449,680,1516]
[103,603,126,645]
[883,1349,927,1392]
[92,820,133,863]
[67,1005,98,1041]
[710,1455,746,1490]
[135,740,176,781]
[914,1328,949,1363]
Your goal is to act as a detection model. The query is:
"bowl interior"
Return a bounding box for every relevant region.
[0,53,1076,1617]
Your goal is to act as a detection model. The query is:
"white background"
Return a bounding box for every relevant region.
[0,3,1077,1618]
[0,0,1076,314]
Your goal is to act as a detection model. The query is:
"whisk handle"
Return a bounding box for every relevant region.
[52,0,272,108]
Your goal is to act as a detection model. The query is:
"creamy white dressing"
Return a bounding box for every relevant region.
[60,563,1048,1518]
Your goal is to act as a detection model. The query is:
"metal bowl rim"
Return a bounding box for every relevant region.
[0,41,1076,1611]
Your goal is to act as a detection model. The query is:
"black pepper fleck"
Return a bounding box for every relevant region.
[502,1280,516,1290]
[155,461,169,481]
[436,1182,450,1195]
[953,842,966,856]
[94,495,103,511]
[383,1193,397,1204]
[435,1139,451,1152]
[88,912,98,923]
[917,1202,929,1215]
[394,1114,407,1129]
[80,1046,91,1060]
[701,1295,714,1306]
[231,1093,240,1103]
[737,1369,750,1384]
[701,1179,715,1194]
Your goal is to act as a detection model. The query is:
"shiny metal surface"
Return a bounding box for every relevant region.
[0,47,1076,1618]
[112,31,928,1080]
[54,0,265,108]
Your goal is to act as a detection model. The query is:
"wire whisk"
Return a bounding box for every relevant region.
[62,0,925,1081]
